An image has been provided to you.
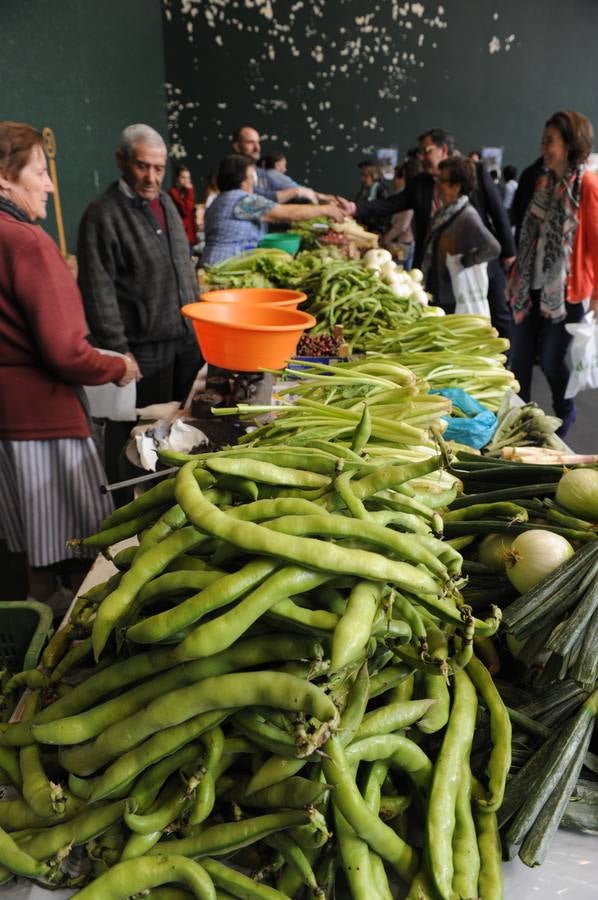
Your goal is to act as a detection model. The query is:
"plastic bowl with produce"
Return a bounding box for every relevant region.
[181,301,316,371]
[201,287,307,309]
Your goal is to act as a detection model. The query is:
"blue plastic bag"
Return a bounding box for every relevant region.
[430,388,497,450]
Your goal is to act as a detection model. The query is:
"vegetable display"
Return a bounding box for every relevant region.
[3,236,597,898]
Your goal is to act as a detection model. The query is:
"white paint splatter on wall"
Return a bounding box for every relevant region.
[161,1,517,185]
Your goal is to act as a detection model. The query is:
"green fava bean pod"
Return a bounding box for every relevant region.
[174,566,335,660]
[34,633,288,747]
[201,856,291,900]
[333,468,372,521]
[466,654,512,813]
[264,513,448,581]
[131,568,226,612]
[49,637,93,684]
[0,792,86,832]
[119,828,163,862]
[205,456,331,489]
[146,809,311,860]
[89,711,229,802]
[71,854,216,900]
[426,669,478,900]
[451,767,480,900]
[124,769,201,836]
[92,525,208,659]
[417,626,451,735]
[136,503,188,555]
[60,671,338,777]
[355,698,437,740]
[0,826,54,881]
[0,745,22,788]
[126,558,279,646]
[322,735,418,883]
[174,462,442,598]
[345,734,434,797]
[19,692,67,819]
[351,455,441,501]
[226,775,328,810]
[74,507,164,552]
[99,475,174,531]
[330,581,383,673]
[16,801,126,862]
[334,804,381,900]
[188,726,224,826]
[471,776,503,900]
[245,755,308,796]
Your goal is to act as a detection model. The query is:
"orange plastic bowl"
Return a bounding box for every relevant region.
[201,288,307,309]
[181,302,317,371]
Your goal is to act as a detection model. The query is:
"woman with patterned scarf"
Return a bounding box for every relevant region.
[509,110,598,438]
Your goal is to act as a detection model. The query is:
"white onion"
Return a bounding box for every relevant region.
[380,260,398,283]
[477,533,514,572]
[505,530,574,595]
[555,468,598,521]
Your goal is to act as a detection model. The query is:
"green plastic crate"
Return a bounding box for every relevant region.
[0,601,53,672]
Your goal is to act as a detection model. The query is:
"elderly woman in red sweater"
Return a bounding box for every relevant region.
[509,110,598,438]
[0,121,138,602]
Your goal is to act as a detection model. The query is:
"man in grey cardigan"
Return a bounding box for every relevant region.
[77,123,202,409]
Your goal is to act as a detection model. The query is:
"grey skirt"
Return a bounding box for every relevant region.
[0,438,114,567]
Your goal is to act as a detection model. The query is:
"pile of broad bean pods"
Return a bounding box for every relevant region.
[0,440,511,899]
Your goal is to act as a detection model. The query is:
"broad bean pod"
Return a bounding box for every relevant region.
[172,567,335,659]
[92,525,209,659]
[451,767,480,900]
[466,653,512,812]
[126,558,279,646]
[345,733,433,797]
[263,513,448,581]
[88,710,229,801]
[188,726,224,826]
[201,855,290,900]
[330,581,382,673]
[174,463,443,599]
[426,669,478,900]
[322,735,418,883]
[355,698,436,740]
[206,456,330,489]
[146,810,310,860]
[33,632,320,746]
[71,854,216,900]
[16,801,126,862]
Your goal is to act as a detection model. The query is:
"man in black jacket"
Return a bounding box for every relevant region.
[78,124,202,407]
[342,128,515,340]
[77,124,203,496]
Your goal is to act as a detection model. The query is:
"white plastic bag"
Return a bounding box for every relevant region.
[83,350,136,421]
[564,311,598,398]
[445,253,491,317]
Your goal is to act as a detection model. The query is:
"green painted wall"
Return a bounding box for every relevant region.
[1,0,168,248]
[161,0,598,194]
[3,0,597,246]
